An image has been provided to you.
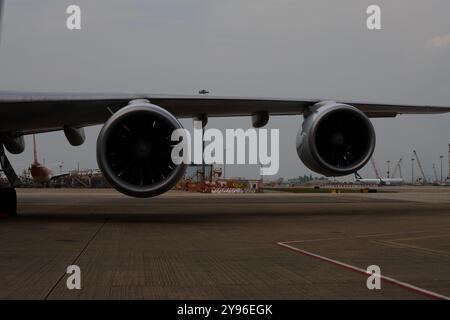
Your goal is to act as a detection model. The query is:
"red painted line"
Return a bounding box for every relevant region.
[276,241,450,300]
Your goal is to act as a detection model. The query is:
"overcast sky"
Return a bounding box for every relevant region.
[1,0,449,181]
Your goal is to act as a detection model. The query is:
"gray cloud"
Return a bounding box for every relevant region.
[429,34,450,49]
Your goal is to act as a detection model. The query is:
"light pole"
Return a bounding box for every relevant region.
[223,148,226,180]
[440,155,444,184]
[411,158,415,185]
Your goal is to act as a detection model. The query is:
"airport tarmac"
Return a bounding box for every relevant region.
[0,187,449,300]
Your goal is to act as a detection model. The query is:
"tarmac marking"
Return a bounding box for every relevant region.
[276,241,450,300]
[375,240,450,258]
[280,230,428,245]
[375,234,450,258]
[379,233,450,242]
[43,219,108,300]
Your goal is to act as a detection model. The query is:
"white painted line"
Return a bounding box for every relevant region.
[277,241,450,300]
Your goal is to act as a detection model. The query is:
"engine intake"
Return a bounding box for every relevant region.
[297,102,376,177]
[97,101,186,198]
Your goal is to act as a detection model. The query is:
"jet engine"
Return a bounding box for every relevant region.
[97,100,186,198]
[297,101,376,177]
[1,134,25,154]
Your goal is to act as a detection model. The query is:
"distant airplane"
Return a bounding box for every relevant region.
[0,1,449,216]
[29,135,52,183]
[354,172,404,186]
[355,158,404,186]
[29,135,68,184]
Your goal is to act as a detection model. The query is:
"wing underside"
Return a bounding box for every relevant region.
[0,91,449,135]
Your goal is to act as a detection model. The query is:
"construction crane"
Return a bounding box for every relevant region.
[391,158,403,179]
[433,164,439,183]
[370,158,382,179]
[413,150,427,184]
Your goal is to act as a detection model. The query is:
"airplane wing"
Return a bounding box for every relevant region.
[1,91,450,135]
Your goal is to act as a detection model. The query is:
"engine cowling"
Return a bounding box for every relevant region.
[1,134,25,154]
[297,101,376,177]
[97,100,186,198]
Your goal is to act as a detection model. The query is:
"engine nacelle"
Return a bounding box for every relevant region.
[297,101,376,177]
[1,134,25,154]
[97,100,186,198]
